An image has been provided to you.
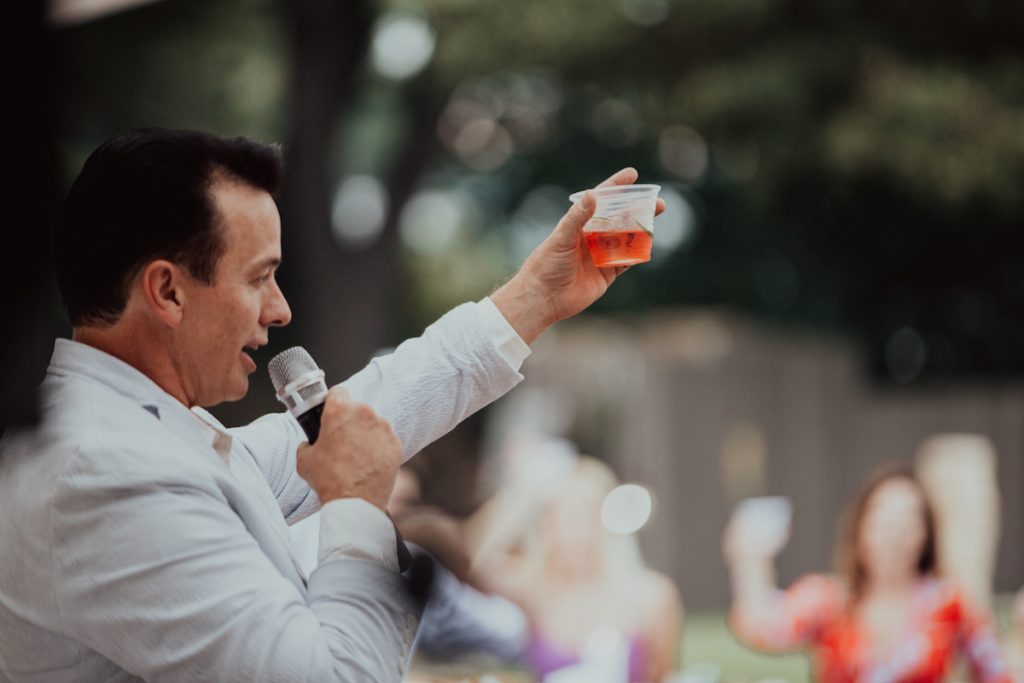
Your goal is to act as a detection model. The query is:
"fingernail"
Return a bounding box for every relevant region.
[581,191,594,210]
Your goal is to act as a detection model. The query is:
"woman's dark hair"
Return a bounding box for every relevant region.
[834,464,938,603]
[55,127,283,326]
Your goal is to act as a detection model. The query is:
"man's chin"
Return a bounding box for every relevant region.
[199,378,250,409]
[227,376,251,403]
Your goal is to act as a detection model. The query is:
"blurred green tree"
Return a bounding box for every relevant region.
[409,0,1024,384]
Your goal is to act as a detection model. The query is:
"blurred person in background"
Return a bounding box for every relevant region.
[724,465,1012,683]
[390,468,531,666]
[290,466,532,668]
[465,440,684,683]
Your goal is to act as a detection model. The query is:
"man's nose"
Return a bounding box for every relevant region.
[263,279,292,328]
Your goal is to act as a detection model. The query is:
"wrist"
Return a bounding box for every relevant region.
[491,271,557,346]
[316,488,389,513]
[725,547,775,570]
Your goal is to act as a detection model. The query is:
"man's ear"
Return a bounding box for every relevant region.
[139,259,188,327]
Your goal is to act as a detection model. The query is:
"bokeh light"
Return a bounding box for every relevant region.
[399,189,475,255]
[617,0,670,26]
[330,175,388,249]
[591,98,642,148]
[886,325,927,383]
[652,186,697,255]
[601,484,653,534]
[659,125,709,182]
[371,12,436,81]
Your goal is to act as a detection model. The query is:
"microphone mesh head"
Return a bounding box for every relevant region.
[268,346,320,394]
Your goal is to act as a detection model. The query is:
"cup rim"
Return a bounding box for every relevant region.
[569,184,661,203]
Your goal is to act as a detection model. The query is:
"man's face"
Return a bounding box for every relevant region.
[176,178,291,407]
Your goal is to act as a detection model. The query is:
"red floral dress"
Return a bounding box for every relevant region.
[731,575,1013,683]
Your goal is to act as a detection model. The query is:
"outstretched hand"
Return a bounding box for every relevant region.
[491,167,666,344]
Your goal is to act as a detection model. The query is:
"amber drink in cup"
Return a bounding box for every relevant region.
[569,184,660,267]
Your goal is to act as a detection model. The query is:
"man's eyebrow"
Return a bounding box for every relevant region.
[248,256,282,273]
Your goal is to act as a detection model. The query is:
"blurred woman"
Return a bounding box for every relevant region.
[724,465,1012,683]
[467,453,683,683]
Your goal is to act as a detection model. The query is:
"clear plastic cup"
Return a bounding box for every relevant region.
[733,496,792,557]
[569,184,661,267]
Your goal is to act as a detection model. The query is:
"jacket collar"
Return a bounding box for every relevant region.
[47,338,234,462]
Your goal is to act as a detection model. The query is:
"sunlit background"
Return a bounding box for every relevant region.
[41,0,1024,680]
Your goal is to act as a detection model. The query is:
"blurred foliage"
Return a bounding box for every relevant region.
[401,0,1024,383]
[57,0,287,180]
[58,0,1024,384]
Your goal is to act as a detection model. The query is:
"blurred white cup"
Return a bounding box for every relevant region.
[732,496,792,557]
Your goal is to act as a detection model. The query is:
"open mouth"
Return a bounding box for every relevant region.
[241,344,262,372]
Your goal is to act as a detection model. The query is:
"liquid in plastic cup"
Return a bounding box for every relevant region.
[569,184,661,267]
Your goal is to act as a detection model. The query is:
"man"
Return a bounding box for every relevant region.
[0,128,661,682]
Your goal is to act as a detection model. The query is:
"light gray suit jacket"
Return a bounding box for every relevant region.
[0,300,527,682]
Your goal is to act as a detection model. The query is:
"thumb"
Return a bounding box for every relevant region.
[326,385,351,403]
[551,191,595,247]
[321,385,351,417]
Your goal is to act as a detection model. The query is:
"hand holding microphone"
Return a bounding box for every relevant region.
[294,386,402,511]
[269,348,400,512]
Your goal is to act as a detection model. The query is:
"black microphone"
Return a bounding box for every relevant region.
[267,346,416,575]
[268,346,328,444]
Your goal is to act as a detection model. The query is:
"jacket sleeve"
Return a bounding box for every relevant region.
[233,299,526,524]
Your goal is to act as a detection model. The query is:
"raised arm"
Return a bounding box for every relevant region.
[238,168,664,520]
[724,513,836,652]
[461,435,578,604]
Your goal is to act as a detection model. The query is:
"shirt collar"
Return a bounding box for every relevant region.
[48,338,234,463]
[191,408,234,462]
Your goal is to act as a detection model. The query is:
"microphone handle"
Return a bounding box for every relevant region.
[296,402,325,444]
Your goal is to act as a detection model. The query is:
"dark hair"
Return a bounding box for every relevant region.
[55,128,283,326]
[834,464,938,603]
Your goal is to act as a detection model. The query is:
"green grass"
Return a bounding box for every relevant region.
[681,612,810,683]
